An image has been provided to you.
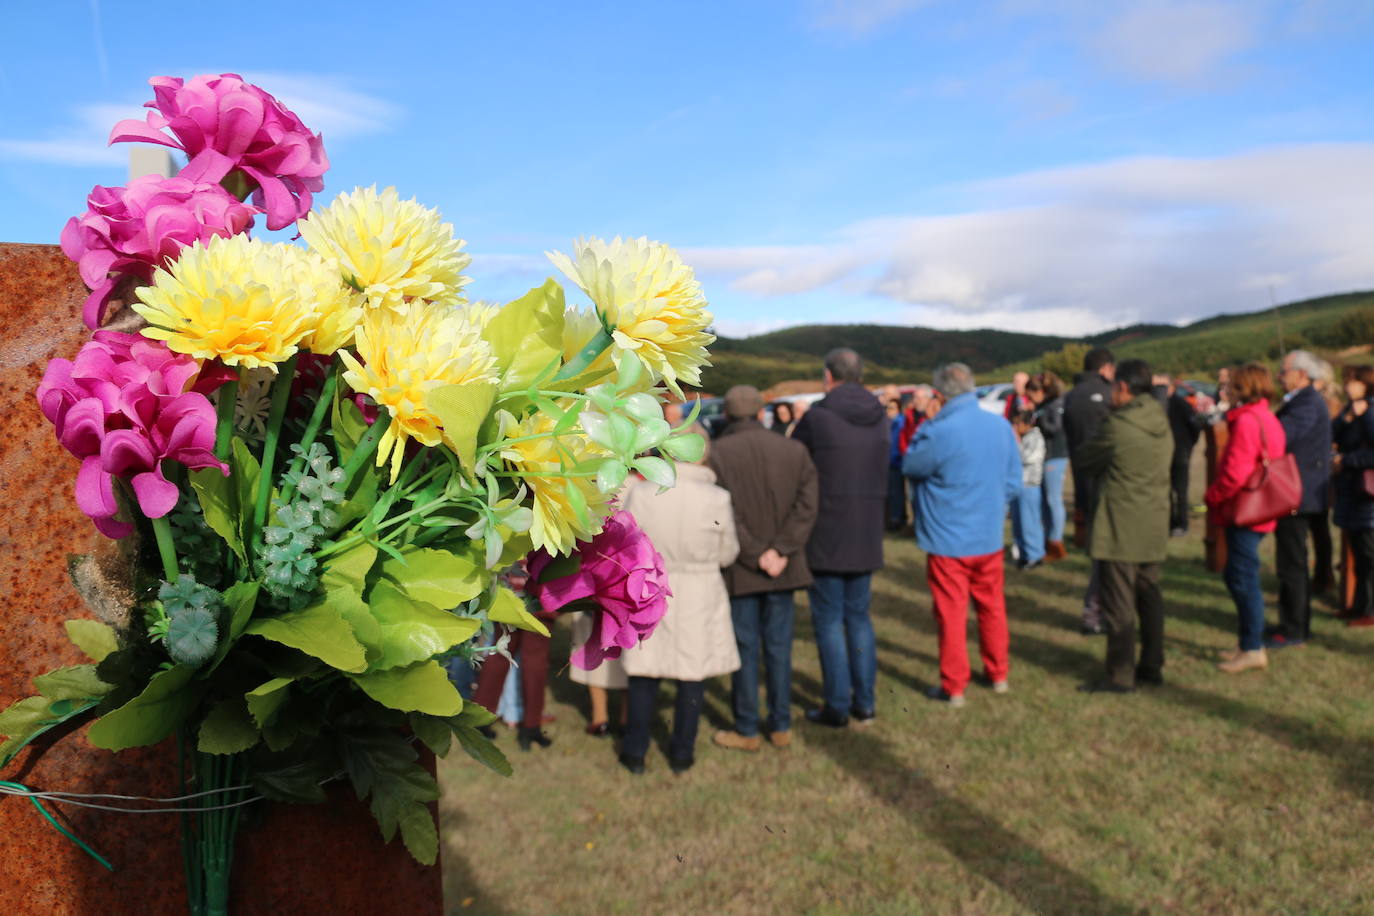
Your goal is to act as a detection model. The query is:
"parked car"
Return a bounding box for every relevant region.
[976,383,1013,415]
[682,396,728,437]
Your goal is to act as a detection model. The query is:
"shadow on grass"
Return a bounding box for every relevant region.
[440,809,518,916]
[789,667,1136,915]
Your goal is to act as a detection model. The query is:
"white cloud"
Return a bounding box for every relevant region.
[809,0,938,34]
[1090,1,1260,85]
[689,143,1374,336]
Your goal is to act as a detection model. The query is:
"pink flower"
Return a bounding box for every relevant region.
[61,175,258,328]
[526,511,671,670]
[36,332,228,538]
[109,74,329,231]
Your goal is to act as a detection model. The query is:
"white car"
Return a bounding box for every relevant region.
[976,383,1013,415]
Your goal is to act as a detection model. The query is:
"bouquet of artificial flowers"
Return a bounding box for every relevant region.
[0,73,710,912]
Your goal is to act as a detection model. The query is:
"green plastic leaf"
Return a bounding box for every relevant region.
[335,464,378,531]
[632,417,671,452]
[197,697,259,754]
[167,606,218,667]
[245,677,294,728]
[367,580,483,671]
[205,581,261,675]
[595,458,629,494]
[34,665,112,702]
[452,721,513,777]
[87,665,203,751]
[563,478,591,529]
[660,432,705,463]
[396,805,439,865]
[231,437,262,551]
[321,542,378,595]
[482,280,566,391]
[488,586,550,637]
[332,388,369,468]
[622,392,663,424]
[190,465,244,564]
[428,382,498,473]
[64,619,118,663]
[245,602,368,673]
[408,713,453,758]
[532,552,581,583]
[0,697,54,765]
[634,455,677,489]
[338,727,441,864]
[378,546,485,608]
[351,661,463,716]
[252,756,332,804]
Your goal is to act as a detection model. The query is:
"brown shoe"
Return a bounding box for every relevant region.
[712,729,762,752]
[768,730,792,749]
[1045,541,1067,562]
[1218,648,1268,674]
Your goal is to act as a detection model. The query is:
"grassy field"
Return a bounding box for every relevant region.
[438,511,1374,914]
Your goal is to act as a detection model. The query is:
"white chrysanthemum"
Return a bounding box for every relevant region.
[299,185,471,312]
[547,236,714,394]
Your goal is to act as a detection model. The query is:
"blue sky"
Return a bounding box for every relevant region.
[3,0,1372,337]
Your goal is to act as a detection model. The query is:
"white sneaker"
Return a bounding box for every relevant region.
[992,680,1010,694]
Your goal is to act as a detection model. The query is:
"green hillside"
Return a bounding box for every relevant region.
[695,291,1374,392]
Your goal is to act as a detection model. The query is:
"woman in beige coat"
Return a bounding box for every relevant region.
[617,439,740,774]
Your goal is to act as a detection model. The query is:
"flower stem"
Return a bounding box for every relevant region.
[214,373,241,463]
[552,326,614,383]
[150,513,179,583]
[250,354,299,552]
[341,406,391,483]
[277,361,339,506]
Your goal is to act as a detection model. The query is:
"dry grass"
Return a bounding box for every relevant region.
[438,523,1374,915]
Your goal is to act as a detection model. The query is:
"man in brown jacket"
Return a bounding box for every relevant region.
[708,385,820,751]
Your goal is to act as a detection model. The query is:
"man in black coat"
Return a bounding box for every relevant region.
[1166,378,1204,535]
[1063,347,1115,634]
[792,348,889,728]
[1268,349,1333,647]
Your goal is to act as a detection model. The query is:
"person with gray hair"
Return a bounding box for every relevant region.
[1267,349,1333,647]
[904,363,1022,707]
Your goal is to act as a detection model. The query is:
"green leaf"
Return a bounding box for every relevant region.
[245,677,293,728]
[660,431,705,463]
[204,581,261,675]
[366,580,483,671]
[191,465,244,564]
[483,280,567,392]
[87,665,203,751]
[351,661,463,716]
[428,382,498,474]
[166,606,218,667]
[198,697,259,754]
[332,388,369,469]
[0,697,54,765]
[64,620,118,663]
[488,585,550,637]
[327,584,383,665]
[379,546,486,609]
[334,463,378,531]
[245,602,368,673]
[252,755,332,804]
[408,713,453,758]
[231,438,262,551]
[320,542,378,595]
[532,552,581,583]
[34,665,112,702]
[634,455,677,488]
[396,805,439,865]
[451,722,513,777]
[338,727,441,864]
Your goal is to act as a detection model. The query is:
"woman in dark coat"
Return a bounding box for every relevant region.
[1332,365,1374,627]
[1028,372,1068,561]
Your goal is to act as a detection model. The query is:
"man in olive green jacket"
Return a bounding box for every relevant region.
[1072,359,1173,692]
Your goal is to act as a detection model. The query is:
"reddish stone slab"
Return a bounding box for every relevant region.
[0,245,442,915]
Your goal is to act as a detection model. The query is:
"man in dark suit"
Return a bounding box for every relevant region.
[1063,347,1115,634]
[1268,349,1332,648]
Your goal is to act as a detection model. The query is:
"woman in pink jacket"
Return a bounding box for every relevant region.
[1205,363,1287,674]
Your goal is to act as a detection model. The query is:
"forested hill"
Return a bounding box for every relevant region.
[696,290,1374,393]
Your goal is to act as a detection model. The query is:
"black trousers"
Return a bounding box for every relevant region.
[623,676,705,763]
[1275,513,1320,640]
[1349,529,1374,618]
[1310,508,1334,589]
[1169,460,1191,532]
[1098,560,1164,687]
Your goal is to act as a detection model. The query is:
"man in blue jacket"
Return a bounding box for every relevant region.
[904,363,1022,707]
[1268,349,1332,647]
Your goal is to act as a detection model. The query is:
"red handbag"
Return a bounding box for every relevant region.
[1229,417,1302,527]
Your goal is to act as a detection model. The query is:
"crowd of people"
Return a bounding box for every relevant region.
[452,344,1374,772]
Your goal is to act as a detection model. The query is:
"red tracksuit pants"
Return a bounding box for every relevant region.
[927,552,1010,696]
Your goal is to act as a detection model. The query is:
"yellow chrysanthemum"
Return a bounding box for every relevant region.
[547,236,714,394]
[495,410,610,555]
[299,185,471,312]
[340,300,497,482]
[135,235,322,371]
[460,300,500,331]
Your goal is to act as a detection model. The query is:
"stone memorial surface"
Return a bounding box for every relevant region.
[0,244,443,915]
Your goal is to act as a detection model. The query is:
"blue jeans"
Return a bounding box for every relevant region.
[729,591,795,736]
[1011,484,1046,565]
[1224,526,1266,651]
[1041,458,1068,543]
[808,573,877,715]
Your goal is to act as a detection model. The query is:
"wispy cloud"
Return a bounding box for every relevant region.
[89,0,110,90]
[1089,1,1260,86]
[686,143,1374,335]
[809,0,939,35]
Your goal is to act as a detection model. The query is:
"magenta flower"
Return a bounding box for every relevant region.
[109,74,329,231]
[36,331,228,538]
[61,174,258,329]
[526,511,672,670]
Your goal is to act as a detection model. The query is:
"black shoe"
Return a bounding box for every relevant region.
[476,724,496,739]
[850,707,876,726]
[1170,527,1188,538]
[516,726,553,751]
[668,756,694,774]
[1134,669,1164,687]
[1263,633,1306,650]
[1018,558,1043,571]
[805,706,850,728]
[619,753,645,775]
[1078,680,1134,694]
[1080,622,1105,636]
